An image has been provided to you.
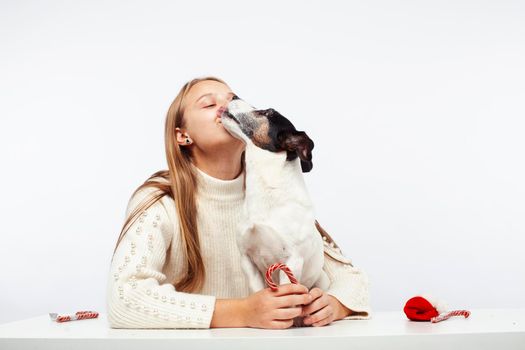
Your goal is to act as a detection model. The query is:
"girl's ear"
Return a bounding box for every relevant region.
[175,127,190,145]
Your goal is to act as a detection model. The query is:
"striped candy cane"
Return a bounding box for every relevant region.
[431,310,471,323]
[265,263,298,291]
[49,311,99,323]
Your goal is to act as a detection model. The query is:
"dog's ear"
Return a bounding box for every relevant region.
[278,130,314,172]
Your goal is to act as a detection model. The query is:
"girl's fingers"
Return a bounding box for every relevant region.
[312,315,332,327]
[304,305,332,325]
[302,296,328,316]
[273,306,303,320]
[272,283,308,297]
[309,287,323,300]
[270,319,294,329]
[275,293,312,308]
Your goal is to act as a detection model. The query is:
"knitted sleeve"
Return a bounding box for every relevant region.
[320,233,372,320]
[106,186,217,329]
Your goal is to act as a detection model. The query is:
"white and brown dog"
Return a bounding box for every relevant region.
[220,96,330,295]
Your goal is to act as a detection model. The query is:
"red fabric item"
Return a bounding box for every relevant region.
[403,296,439,321]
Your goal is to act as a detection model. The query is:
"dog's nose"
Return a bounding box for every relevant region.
[262,108,274,116]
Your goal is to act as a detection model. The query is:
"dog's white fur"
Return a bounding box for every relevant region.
[221,99,330,293]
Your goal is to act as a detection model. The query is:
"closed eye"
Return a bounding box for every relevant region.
[205,104,215,108]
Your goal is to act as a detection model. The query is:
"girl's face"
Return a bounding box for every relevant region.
[178,80,244,152]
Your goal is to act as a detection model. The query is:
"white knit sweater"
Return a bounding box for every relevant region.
[106,163,372,329]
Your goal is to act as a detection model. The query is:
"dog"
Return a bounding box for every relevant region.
[220,96,331,301]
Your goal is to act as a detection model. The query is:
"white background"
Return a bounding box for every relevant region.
[1,0,523,324]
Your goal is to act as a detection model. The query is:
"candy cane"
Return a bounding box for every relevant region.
[49,311,99,323]
[265,263,298,291]
[431,310,471,323]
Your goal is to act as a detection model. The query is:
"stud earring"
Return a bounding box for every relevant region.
[185,137,191,144]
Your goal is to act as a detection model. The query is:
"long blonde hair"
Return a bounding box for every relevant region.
[111,76,245,293]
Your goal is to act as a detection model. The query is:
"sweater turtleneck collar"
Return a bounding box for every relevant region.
[191,163,245,201]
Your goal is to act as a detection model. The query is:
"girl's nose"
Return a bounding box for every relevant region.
[217,106,227,118]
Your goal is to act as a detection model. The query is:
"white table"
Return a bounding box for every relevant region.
[1,309,524,350]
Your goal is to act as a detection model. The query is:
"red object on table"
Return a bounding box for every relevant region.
[49,311,99,323]
[404,295,470,323]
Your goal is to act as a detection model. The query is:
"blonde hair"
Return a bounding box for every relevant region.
[111,76,245,293]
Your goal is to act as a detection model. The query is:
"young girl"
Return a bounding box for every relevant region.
[107,76,371,329]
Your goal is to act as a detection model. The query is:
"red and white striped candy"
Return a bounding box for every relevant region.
[265,263,298,291]
[49,311,99,323]
[431,310,471,323]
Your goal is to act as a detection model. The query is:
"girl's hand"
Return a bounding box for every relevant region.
[301,287,351,327]
[241,283,313,329]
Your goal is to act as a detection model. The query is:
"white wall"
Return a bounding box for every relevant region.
[1,0,523,324]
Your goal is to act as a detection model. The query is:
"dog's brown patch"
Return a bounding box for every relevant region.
[251,119,272,148]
